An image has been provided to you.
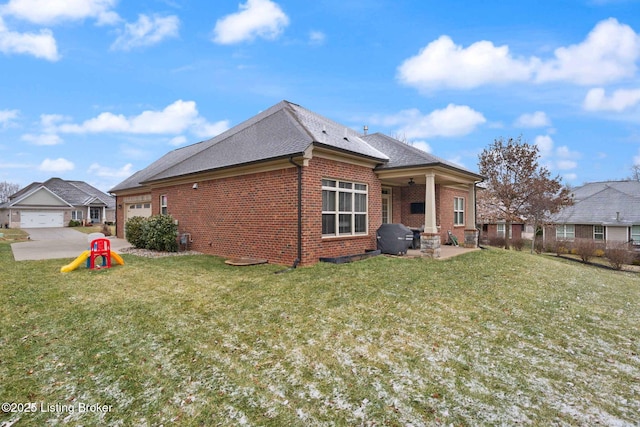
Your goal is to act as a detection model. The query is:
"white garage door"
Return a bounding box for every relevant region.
[20,211,64,228]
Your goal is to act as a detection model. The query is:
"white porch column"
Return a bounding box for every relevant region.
[466,183,476,229]
[102,206,106,223]
[424,172,438,234]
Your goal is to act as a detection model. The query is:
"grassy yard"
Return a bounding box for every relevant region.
[0,241,639,426]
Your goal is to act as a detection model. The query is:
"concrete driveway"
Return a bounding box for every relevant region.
[11,228,131,261]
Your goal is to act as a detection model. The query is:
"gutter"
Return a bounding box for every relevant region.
[280,156,303,271]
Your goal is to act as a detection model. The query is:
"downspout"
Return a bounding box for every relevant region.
[283,157,302,269]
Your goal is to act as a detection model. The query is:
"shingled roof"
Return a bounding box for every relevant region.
[6,178,115,208]
[110,100,390,192]
[362,132,482,178]
[551,181,640,226]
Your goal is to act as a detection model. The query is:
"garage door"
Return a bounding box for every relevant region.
[20,211,64,228]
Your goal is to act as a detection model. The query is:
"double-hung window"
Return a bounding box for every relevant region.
[632,225,640,246]
[454,197,465,226]
[556,224,575,239]
[72,210,83,221]
[160,195,168,215]
[322,179,367,236]
[594,225,604,240]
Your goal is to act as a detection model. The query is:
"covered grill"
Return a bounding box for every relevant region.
[376,224,414,255]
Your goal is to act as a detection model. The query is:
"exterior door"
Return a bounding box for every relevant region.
[90,207,101,224]
[382,187,392,224]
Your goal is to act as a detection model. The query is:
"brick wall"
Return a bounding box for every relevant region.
[300,157,381,264]
[116,156,382,266]
[437,186,470,243]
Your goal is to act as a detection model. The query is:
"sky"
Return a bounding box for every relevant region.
[1,0,640,193]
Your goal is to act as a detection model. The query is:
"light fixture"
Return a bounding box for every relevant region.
[408,178,415,186]
[192,183,198,189]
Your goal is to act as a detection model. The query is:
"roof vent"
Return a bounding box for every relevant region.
[322,125,327,134]
[343,128,349,141]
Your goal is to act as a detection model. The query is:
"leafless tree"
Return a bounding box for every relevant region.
[478,136,572,251]
[0,181,20,203]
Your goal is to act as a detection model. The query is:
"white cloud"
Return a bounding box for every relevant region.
[534,135,554,157]
[191,118,230,139]
[169,135,187,146]
[21,133,62,146]
[0,0,119,25]
[514,111,551,128]
[397,35,535,90]
[111,14,179,51]
[556,160,578,170]
[0,108,19,127]
[309,30,326,45]
[536,18,640,85]
[55,100,229,139]
[411,140,432,153]
[0,18,59,61]
[39,157,74,172]
[398,18,640,91]
[583,87,640,111]
[87,162,133,178]
[375,104,486,139]
[563,173,578,181]
[212,0,289,45]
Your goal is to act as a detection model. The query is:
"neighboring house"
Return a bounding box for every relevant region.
[0,178,115,228]
[109,100,483,265]
[479,221,525,244]
[545,180,640,248]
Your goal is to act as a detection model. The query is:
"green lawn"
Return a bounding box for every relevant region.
[1,241,639,426]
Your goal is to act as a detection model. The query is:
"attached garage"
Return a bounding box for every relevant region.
[20,211,64,228]
[125,202,152,221]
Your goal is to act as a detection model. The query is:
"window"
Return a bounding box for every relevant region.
[632,225,640,245]
[160,195,168,215]
[497,223,505,237]
[322,179,367,236]
[454,197,465,226]
[72,210,83,220]
[594,225,604,240]
[556,224,575,239]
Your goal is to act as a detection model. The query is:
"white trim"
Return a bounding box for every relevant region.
[322,179,368,237]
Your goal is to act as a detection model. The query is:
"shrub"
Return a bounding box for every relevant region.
[605,243,635,270]
[574,238,597,263]
[68,219,81,227]
[101,223,112,237]
[141,215,178,252]
[594,249,605,257]
[125,216,147,248]
[488,236,506,248]
[554,240,570,256]
[511,238,525,251]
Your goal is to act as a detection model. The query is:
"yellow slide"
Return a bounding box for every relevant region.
[110,251,125,265]
[60,250,125,272]
[60,250,90,273]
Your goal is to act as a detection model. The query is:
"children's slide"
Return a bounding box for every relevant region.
[60,250,90,273]
[60,250,125,273]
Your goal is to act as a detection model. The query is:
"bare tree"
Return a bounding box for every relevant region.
[629,164,640,181]
[478,136,572,250]
[0,181,20,203]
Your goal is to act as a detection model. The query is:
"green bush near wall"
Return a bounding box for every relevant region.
[125,214,178,252]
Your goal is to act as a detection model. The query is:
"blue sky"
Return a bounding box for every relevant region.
[1,0,640,193]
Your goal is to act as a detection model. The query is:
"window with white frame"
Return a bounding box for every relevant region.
[71,210,83,220]
[322,179,367,236]
[454,197,465,226]
[556,224,575,239]
[497,223,507,237]
[593,225,604,240]
[160,195,168,215]
[632,225,640,245]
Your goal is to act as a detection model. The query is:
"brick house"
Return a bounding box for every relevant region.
[109,101,483,265]
[544,180,640,249]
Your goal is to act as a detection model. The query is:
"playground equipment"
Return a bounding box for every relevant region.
[60,236,125,273]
